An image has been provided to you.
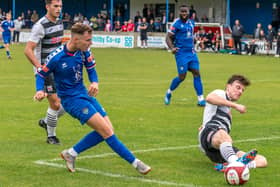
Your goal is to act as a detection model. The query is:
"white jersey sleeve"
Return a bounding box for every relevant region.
[202,89,227,126]
[29,23,45,43]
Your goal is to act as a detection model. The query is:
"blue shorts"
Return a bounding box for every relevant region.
[3,34,11,44]
[175,51,200,74]
[61,95,107,125]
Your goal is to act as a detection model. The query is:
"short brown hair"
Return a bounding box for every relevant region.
[45,0,62,5]
[227,74,250,86]
[71,23,93,35]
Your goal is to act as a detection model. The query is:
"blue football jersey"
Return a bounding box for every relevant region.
[1,20,14,35]
[36,44,98,98]
[168,18,195,50]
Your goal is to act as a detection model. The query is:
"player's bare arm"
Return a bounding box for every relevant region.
[24,41,42,69]
[88,82,99,97]
[206,92,246,113]
[166,32,178,54]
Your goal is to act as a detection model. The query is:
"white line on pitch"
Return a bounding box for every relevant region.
[34,136,280,186]
[34,160,196,187]
[47,135,280,162]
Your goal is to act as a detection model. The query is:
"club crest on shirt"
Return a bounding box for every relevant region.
[62,62,67,69]
[82,107,89,114]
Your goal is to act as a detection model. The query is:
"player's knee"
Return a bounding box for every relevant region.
[49,101,61,111]
[179,74,186,81]
[256,155,268,168]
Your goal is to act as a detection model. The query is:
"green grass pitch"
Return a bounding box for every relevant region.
[0,45,279,187]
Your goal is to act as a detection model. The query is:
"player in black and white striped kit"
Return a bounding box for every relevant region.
[198,75,267,171]
[24,0,64,144]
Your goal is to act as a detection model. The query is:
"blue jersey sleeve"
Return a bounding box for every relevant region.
[83,49,98,83]
[168,19,179,34]
[35,56,57,91]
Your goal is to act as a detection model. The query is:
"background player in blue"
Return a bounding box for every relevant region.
[164,5,205,106]
[33,23,151,174]
[0,13,14,59]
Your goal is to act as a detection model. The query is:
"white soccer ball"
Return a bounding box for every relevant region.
[224,162,250,185]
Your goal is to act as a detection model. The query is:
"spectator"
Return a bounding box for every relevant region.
[161,12,167,32]
[63,13,71,29]
[204,29,215,51]
[275,30,280,57]
[114,20,122,32]
[90,16,98,31]
[96,13,105,31]
[191,12,199,22]
[232,19,245,54]
[266,24,276,54]
[127,19,135,32]
[213,31,222,52]
[147,19,155,32]
[142,4,148,18]
[139,17,148,48]
[100,3,108,16]
[104,19,112,32]
[189,5,196,19]
[114,11,123,25]
[121,21,128,32]
[25,10,32,28]
[146,9,154,23]
[247,39,258,55]
[134,11,142,23]
[169,12,175,22]
[253,23,263,39]
[154,18,161,32]
[135,17,142,32]
[201,15,209,23]
[13,16,23,44]
[31,10,39,26]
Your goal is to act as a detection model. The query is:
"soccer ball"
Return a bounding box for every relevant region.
[224,162,250,185]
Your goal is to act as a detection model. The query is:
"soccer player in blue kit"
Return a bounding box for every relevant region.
[164,5,205,106]
[0,13,14,59]
[33,23,151,174]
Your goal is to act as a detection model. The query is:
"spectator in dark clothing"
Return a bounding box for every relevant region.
[134,11,142,23]
[147,19,155,32]
[266,24,276,52]
[143,4,148,18]
[232,19,245,54]
[201,15,209,23]
[169,12,175,22]
[189,5,196,19]
[275,30,280,57]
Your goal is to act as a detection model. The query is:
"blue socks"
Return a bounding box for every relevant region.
[73,131,104,154]
[170,76,183,91]
[105,134,136,164]
[6,50,10,57]
[73,132,135,164]
[193,76,203,96]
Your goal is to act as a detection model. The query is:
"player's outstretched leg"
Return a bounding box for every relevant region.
[60,149,76,172]
[105,134,151,175]
[214,162,228,172]
[193,76,205,107]
[164,76,183,105]
[237,149,257,165]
